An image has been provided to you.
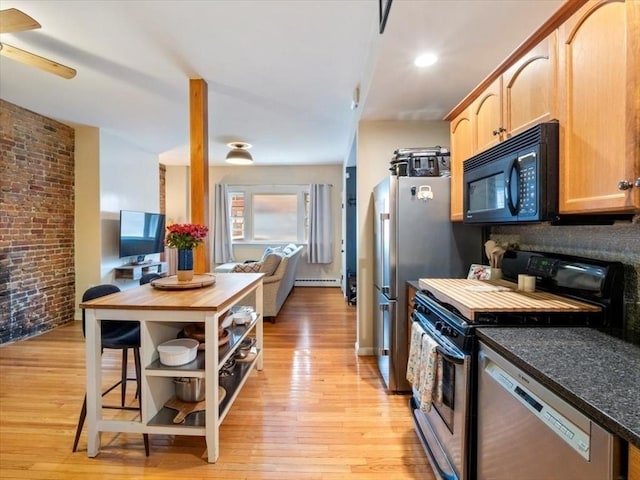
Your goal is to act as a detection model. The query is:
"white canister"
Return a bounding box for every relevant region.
[157,338,199,366]
[518,274,527,290]
[518,274,536,292]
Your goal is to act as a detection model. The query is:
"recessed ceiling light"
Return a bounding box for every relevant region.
[414,53,438,68]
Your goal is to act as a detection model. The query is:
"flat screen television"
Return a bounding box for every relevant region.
[119,210,166,260]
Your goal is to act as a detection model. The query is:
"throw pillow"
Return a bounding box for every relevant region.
[282,243,297,254]
[261,246,282,262]
[259,253,282,276]
[232,262,262,273]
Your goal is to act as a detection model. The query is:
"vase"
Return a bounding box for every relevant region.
[177,248,194,282]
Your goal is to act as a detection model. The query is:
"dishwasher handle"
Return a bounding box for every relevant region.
[479,350,488,368]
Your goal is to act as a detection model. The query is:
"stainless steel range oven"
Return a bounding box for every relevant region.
[409,250,624,480]
[410,293,474,480]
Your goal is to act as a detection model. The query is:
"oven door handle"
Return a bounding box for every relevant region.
[412,316,466,365]
[436,345,465,365]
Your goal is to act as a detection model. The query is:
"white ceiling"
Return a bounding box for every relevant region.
[0,0,563,167]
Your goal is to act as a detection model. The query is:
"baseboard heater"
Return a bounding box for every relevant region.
[294,278,341,287]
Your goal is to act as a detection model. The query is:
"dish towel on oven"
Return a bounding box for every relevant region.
[417,334,443,413]
[406,321,425,385]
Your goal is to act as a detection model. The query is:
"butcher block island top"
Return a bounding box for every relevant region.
[80,273,264,312]
[418,278,601,320]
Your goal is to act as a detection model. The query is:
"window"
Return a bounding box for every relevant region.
[227,185,310,244]
[230,192,245,240]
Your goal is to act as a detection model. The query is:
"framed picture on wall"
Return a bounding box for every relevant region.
[379,0,392,34]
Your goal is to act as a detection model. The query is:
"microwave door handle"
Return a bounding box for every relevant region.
[505,157,520,215]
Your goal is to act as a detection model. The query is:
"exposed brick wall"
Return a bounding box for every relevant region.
[159,163,166,214]
[0,99,75,344]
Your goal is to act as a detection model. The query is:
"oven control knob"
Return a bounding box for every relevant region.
[440,325,455,336]
[435,321,443,331]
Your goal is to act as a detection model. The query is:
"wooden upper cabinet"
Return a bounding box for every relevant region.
[448,36,557,221]
[450,108,472,221]
[503,32,558,138]
[630,442,640,480]
[558,0,640,214]
[472,78,503,153]
[475,34,557,148]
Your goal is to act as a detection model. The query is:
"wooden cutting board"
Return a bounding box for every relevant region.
[164,387,226,424]
[151,274,216,290]
[418,278,601,320]
[164,397,206,424]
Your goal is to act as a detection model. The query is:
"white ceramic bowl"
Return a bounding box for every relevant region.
[233,310,252,325]
[157,338,199,366]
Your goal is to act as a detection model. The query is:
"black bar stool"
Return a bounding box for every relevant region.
[139,273,162,285]
[72,284,149,456]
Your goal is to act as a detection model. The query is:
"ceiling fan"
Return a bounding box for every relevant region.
[0,8,76,79]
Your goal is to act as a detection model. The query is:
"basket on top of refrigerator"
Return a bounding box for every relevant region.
[389,146,450,177]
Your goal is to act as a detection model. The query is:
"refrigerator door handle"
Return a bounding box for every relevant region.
[378,212,391,295]
[378,303,390,356]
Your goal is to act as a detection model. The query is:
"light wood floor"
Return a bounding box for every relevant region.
[0,287,434,479]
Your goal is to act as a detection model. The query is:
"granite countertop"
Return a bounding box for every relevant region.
[477,327,640,448]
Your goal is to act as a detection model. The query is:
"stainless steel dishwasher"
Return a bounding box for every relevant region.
[477,342,621,480]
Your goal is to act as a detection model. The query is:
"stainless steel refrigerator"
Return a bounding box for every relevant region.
[373,175,481,391]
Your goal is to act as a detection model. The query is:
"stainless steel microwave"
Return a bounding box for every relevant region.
[462,122,559,225]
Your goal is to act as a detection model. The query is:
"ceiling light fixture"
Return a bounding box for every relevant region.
[225,142,253,165]
[414,53,438,68]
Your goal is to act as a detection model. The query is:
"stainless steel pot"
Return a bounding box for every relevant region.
[174,377,205,402]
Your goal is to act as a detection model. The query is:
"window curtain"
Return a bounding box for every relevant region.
[213,183,235,264]
[308,184,333,264]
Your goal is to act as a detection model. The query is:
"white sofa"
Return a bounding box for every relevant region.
[215,244,303,321]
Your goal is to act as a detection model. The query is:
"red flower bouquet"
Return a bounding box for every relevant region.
[165,223,209,250]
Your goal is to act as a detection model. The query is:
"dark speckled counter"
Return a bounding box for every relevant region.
[477,327,640,448]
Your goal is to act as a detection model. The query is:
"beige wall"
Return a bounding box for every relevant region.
[74,127,102,320]
[164,164,343,283]
[74,128,161,318]
[355,120,449,354]
[99,130,162,284]
[165,165,190,225]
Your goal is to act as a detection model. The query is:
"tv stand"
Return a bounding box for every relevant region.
[114,262,167,281]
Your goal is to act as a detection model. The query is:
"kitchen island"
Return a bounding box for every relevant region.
[80,272,264,462]
[477,327,640,448]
